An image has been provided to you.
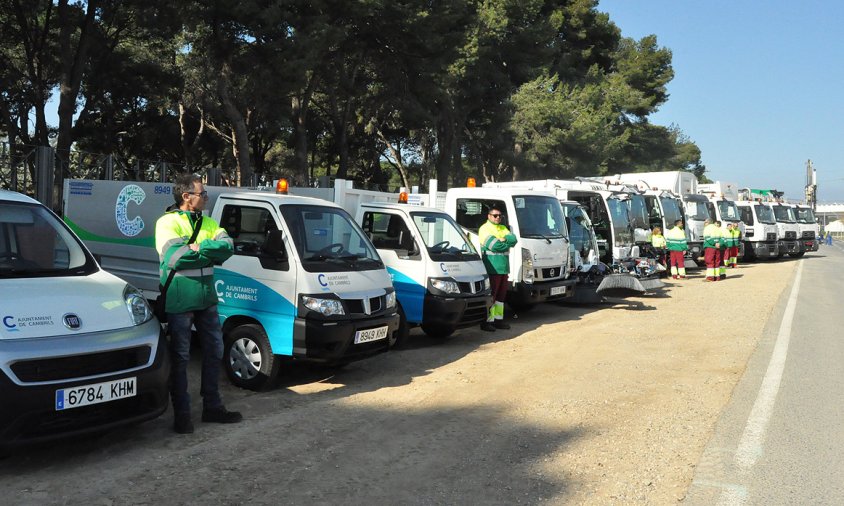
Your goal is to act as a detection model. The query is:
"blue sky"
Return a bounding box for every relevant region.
[598,0,844,203]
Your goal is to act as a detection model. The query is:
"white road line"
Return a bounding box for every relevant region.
[716,260,804,506]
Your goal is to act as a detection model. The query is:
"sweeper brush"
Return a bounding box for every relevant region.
[595,274,647,298]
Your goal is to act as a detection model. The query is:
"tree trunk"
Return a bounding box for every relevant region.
[217,62,252,186]
[376,129,410,190]
[435,102,455,191]
[291,73,319,186]
[53,0,99,208]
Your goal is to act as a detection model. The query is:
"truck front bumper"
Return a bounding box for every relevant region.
[778,240,800,255]
[293,311,398,363]
[423,293,492,329]
[750,241,778,259]
[513,277,578,304]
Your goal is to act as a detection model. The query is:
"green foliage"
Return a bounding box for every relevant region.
[0,0,703,189]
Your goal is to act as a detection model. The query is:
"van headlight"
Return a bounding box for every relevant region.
[124,285,153,325]
[385,290,396,308]
[302,296,345,316]
[430,278,460,294]
[521,248,534,284]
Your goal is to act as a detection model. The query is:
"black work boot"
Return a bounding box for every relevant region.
[493,320,510,330]
[480,322,496,332]
[174,412,194,434]
[202,407,243,424]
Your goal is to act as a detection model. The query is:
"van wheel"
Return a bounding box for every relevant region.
[223,324,280,391]
[420,323,455,339]
[389,305,409,348]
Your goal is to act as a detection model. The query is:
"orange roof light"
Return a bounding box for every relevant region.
[276,178,289,194]
[467,177,476,188]
[398,191,408,204]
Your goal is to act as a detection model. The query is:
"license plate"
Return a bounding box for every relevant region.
[550,286,566,296]
[56,377,137,411]
[354,325,389,344]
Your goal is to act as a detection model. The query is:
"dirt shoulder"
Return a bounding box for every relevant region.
[1,260,797,505]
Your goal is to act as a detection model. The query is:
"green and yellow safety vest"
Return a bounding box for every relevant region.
[155,210,233,313]
[665,226,688,251]
[479,220,517,275]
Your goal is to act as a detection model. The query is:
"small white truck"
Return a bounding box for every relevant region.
[354,200,492,343]
[63,179,399,390]
[444,185,578,311]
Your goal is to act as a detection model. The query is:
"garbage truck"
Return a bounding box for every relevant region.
[63,179,399,390]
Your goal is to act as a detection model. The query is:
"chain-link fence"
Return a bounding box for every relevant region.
[0,142,39,196]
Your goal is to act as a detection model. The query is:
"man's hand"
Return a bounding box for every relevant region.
[189,244,200,252]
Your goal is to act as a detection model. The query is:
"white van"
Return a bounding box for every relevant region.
[0,190,168,450]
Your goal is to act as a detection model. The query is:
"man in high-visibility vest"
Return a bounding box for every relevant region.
[665,219,688,279]
[702,219,721,282]
[716,221,727,280]
[478,205,517,332]
[156,173,240,434]
[729,223,741,268]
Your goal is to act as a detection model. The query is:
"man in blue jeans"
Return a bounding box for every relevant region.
[156,174,242,434]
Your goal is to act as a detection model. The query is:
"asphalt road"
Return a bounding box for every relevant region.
[686,240,844,505]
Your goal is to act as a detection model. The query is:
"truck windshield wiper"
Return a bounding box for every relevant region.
[522,233,556,244]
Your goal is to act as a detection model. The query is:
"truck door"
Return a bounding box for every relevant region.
[360,210,425,323]
[216,201,297,355]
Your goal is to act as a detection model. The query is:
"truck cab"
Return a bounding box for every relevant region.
[356,202,491,343]
[445,187,577,311]
[768,202,801,257]
[734,199,778,260]
[63,180,398,391]
[794,204,820,253]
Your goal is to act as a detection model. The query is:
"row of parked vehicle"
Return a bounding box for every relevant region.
[0,170,818,450]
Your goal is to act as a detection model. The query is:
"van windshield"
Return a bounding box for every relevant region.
[512,195,567,239]
[279,204,383,273]
[0,201,97,278]
[411,211,480,261]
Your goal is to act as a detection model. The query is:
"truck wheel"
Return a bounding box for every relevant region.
[389,305,410,348]
[788,252,805,258]
[223,324,280,391]
[420,323,455,339]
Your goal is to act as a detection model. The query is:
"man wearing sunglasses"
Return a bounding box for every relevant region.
[155,174,241,434]
[478,205,518,332]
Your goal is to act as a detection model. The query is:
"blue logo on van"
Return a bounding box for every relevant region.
[3,316,18,331]
[318,274,328,287]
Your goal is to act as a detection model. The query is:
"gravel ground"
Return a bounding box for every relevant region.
[0,258,796,505]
